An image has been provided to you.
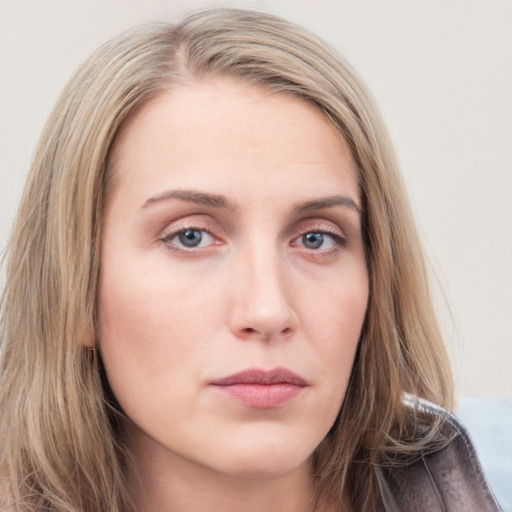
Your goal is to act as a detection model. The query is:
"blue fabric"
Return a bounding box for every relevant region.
[455,397,512,512]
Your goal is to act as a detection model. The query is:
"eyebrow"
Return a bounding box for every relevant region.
[141,189,361,216]
[141,189,237,210]
[293,195,362,215]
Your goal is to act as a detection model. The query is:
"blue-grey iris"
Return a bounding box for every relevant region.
[179,229,203,247]
[303,232,323,249]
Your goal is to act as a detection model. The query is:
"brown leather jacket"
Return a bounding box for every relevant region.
[375,397,502,511]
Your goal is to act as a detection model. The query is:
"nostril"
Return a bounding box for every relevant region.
[239,326,293,340]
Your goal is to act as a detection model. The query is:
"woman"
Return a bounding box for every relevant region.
[0,7,500,512]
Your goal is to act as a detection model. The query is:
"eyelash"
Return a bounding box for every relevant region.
[291,229,347,261]
[160,225,347,256]
[160,227,218,253]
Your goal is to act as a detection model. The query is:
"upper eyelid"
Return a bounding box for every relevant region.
[291,218,347,238]
[156,214,349,240]
[158,216,219,237]
[295,225,344,236]
[161,225,212,237]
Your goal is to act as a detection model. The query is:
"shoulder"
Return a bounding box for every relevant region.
[375,395,502,512]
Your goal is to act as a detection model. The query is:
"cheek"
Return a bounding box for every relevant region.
[303,268,368,390]
[96,258,221,411]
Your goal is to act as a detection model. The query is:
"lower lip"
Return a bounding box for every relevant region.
[212,383,304,409]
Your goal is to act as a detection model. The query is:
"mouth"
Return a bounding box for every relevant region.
[209,368,308,409]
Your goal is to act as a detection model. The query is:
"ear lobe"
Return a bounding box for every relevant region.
[79,324,96,349]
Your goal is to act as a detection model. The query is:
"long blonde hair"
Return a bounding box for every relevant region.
[0,8,453,511]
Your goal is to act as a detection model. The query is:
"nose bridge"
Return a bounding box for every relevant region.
[230,232,296,341]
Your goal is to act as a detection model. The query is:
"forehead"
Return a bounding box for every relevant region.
[108,77,359,208]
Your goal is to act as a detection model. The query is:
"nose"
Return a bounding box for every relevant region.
[229,243,298,343]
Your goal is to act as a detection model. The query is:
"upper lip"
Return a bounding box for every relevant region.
[210,368,308,386]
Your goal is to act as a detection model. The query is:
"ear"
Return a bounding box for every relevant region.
[79,322,96,349]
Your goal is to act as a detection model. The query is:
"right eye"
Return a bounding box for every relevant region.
[162,228,216,251]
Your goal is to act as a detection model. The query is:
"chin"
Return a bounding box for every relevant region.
[207,438,316,480]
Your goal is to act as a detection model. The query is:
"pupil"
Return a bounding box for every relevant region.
[179,229,202,247]
[303,232,323,249]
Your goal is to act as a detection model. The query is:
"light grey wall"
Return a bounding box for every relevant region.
[1,0,511,398]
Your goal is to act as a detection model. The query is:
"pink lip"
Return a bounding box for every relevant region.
[210,368,308,409]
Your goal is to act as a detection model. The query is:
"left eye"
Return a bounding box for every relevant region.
[294,231,341,250]
[165,228,215,249]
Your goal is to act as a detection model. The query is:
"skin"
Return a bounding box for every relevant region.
[97,77,369,512]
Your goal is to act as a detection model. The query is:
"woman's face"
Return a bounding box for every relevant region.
[98,78,369,480]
